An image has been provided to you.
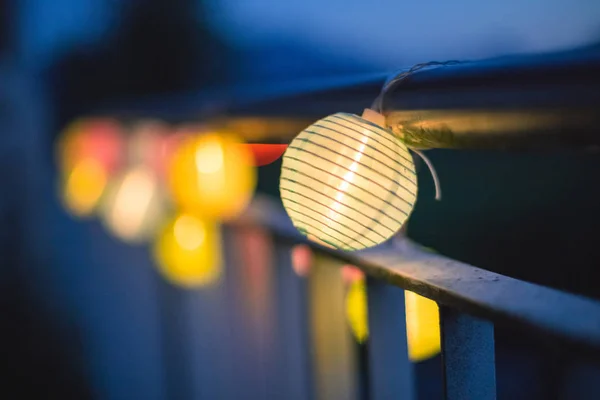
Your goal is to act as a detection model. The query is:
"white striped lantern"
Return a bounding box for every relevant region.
[280,109,417,251]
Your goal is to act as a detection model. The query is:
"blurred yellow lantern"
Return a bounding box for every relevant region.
[153,213,222,288]
[57,118,124,217]
[346,279,441,362]
[60,157,108,217]
[168,133,256,220]
[100,165,167,243]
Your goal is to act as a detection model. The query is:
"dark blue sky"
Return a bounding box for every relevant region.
[207,0,600,64]
[17,0,600,72]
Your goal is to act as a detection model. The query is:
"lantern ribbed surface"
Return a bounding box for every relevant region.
[280,112,417,251]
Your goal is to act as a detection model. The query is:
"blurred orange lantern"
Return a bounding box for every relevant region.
[60,157,108,217]
[168,133,256,220]
[57,118,124,217]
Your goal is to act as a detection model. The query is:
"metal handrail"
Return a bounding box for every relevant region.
[240,197,600,351]
[206,44,600,151]
[94,44,600,150]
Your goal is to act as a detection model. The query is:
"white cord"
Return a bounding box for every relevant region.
[410,148,441,201]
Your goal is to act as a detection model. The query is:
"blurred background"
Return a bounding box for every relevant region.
[2,0,600,399]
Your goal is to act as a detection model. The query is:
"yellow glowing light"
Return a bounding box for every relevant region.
[100,166,166,243]
[174,215,206,250]
[61,158,107,217]
[404,290,441,362]
[346,279,441,362]
[169,134,256,220]
[153,213,222,288]
[346,280,369,343]
[195,139,224,174]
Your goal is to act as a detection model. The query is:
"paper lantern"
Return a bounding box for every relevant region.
[60,157,108,217]
[168,133,257,220]
[246,143,288,166]
[58,118,124,175]
[346,279,441,362]
[57,118,124,217]
[153,213,222,288]
[100,166,167,243]
[280,111,417,250]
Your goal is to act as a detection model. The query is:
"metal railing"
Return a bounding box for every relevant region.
[234,196,600,399]
[99,44,600,399]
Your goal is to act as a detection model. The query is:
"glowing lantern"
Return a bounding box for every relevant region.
[100,166,166,243]
[60,157,108,217]
[280,110,417,251]
[246,144,288,166]
[346,279,441,362]
[169,133,256,220]
[58,118,123,175]
[57,118,124,217]
[153,213,222,287]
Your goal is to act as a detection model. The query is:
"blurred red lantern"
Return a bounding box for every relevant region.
[59,118,124,175]
[245,144,288,166]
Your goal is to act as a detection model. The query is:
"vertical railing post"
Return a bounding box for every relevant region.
[366,277,414,400]
[309,255,359,400]
[440,307,496,400]
[272,245,313,400]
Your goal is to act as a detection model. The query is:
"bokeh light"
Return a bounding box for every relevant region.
[405,290,441,362]
[153,213,222,288]
[61,157,108,217]
[129,120,170,168]
[345,278,441,362]
[100,166,166,243]
[58,118,123,175]
[346,279,369,344]
[168,133,256,220]
[291,244,313,277]
[154,130,191,181]
[57,118,124,218]
[246,143,287,166]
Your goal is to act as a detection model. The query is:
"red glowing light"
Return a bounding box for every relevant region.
[60,118,124,175]
[245,144,288,166]
[341,265,365,284]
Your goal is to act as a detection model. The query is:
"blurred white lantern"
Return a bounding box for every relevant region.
[280,110,417,250]
[100,165,167,243]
